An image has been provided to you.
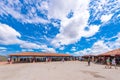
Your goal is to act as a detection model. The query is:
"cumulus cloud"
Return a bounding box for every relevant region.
[83,25,100,37]
[71,47,76,51]
[0,23,56,52]
[0,0,48,23]
[40,45,56,53]
[21,44,56,53]
[101,14,113,23]
[89,0,120,22]
[74,40,111,56]
[20,41,41,49]
[0,47,7,52]
[50,0,120,47]
[51,23,100,47]
[49,0,101,47]
[74,32,120,56]
[22,49,34,52]
[59,46,65,50]
[0,47,7,50]
[0,23,21,45]
[0,23,41,49]
[106,33,120,49]
[117,14,120,18]
[0,0,120,55]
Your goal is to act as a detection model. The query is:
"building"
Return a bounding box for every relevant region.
[98,48,120,57]
[9,52,73,63]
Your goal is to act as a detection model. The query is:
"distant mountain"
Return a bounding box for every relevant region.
[0,55,7,61]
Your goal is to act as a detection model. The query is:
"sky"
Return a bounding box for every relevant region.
[0,0,120,56]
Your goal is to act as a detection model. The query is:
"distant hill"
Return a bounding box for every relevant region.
[0,55,7,61]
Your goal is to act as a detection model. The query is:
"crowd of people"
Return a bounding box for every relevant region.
[105,57,117,69]
[6,55,120,69]
[86,56,118,69]
[7,57,73,63]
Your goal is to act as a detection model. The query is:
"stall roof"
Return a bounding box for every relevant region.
[98,48,120,56]
[9,52,72,57]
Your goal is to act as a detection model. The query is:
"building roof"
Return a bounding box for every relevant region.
[98,48,120,56]
[9,52,72,57]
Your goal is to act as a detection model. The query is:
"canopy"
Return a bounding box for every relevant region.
[98,49,120,57]
[9,52,72,57]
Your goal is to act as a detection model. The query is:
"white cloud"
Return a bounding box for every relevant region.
[66,52,70,55]
[0,47,7,50]
[0,23,41,49]
[101,14,113,23]
[50,0,120,47]
[51,24,100,47]
[83,25,100,37]
[89,0,120,22]
[45,48,56,53]
[0,0,48,23]
[74,32,120,56]
[20,41,41,49]
[74,40,111,56]
[0,23,56,52]
[48,0,90,18]
[21,43,56,53]
[0,47,7,52]
[90,41,111,54]
[71,47,76,51]
[49,0,101,47]
[59,46,65,50]
[0,0,119,24]
[0,23,21,45]
[41,45,56,53]
[52,22,60,28]
[22,49,34,52]
[106,33,120,49]
[117,14,120,18]
[40,1,48,10]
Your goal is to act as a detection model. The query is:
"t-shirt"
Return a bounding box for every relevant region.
[112,59,116,64]
[106,59,110,63]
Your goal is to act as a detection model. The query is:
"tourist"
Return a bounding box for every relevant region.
[46,57,48,62]
[88,56,91,66]
[62,58,65,62]
[112,57,117,69]
[7,57,10,64]
[105,57,111,69]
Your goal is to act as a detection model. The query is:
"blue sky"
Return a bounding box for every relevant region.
[0,0,120,56]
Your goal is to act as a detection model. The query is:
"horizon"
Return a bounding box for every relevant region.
[0,0,120,56]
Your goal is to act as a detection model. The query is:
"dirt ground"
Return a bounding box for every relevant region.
[0,61,120,80]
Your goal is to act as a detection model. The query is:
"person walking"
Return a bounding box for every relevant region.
[46,57,48,62]
[105,57,111,69]
[62,57,65,62]
[112,57,117,69]
[88,57,91,66]
[7,57,11,64]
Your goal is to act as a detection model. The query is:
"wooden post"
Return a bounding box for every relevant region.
[17,56,18,62]
[33,57,36,63]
